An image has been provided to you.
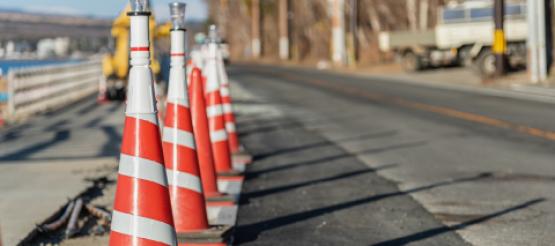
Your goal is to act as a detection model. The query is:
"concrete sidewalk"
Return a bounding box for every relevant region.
[0,98,124,245]
[0,159,116,245]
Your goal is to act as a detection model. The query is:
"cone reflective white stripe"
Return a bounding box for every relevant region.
[110,5,177,245]
[119,154,168,187]
[168,98,189,107]
[206,104,224,117]
[132,113,158,125]
[210,129,228,142]
[162,20,210,233]
[222,103,232,114]
[162,127,196,149]
[220,87,230,97]
[226,122,236,132]
[111,210,177,246]
[166,169,203,193]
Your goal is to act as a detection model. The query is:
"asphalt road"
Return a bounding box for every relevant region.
[231,64,555,245]
[1,63,554,245]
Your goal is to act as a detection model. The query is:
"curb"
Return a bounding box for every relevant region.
[356,73,555,105]
[231,61,555,105]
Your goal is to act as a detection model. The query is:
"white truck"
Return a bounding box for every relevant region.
[378,1,527,77]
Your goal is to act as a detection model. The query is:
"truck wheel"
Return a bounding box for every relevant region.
[474,50,496,78]
[116,88,126,100]
[401,52,423,72]
[107,87,118,100]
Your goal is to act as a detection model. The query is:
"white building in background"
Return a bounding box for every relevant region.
[54,37,70,57]
[37,39,55,58]
[5,41,15,58]
[37,37,70,58]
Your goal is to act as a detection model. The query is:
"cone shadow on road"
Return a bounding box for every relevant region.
[237,113,368,138]
[0,130,70,161]
[76,100,101,115]
[84,102,123,128]
[44,119,70,131]
[98,126,122,156]
[253,130,399,161]
[246,141,423,180]
[235,172,494,244]
[241,164,397,205]
[371,198,546,246]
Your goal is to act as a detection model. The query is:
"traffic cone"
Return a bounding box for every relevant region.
[191,67,239,226]
[204,40,233,174]
[162,25,210,233]
[214,46,253,169]
[205,25,244,195]
[165,4,233,245]
[215,47,240,153]
[190,67,222,199]
[186,59,193,86]
[109,3,177,245]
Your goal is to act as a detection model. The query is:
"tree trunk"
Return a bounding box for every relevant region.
[419,0,429,30]
[407,0,418,31]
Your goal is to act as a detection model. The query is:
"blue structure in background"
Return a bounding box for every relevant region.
[0,59,81,76]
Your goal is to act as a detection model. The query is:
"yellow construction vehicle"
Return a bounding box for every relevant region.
[101,3,171,100]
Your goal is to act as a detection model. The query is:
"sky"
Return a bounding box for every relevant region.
[0,0,208,21]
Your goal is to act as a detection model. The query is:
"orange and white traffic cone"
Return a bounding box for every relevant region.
[214,42,252,169]
[190,67,221,199]
[164,4,233,244]
[190,67,238,226]
[162,19,210,234]
[215,46,239,153]
[109,2,177,245]
[205,25,244,195]
[204,36,233,174]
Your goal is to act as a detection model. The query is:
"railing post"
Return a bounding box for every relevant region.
[6,71,15,122]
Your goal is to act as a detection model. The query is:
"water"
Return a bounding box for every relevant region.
[0,59,81,76]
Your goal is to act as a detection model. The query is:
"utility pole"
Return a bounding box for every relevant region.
[419,0,429,30]
[278,0,289,60]
[330,0,346,65]
[219,0,228,39]
[407,0,417,31]
[536,0,548,82]
[493,0,506,76]
[251,0,261,58]
[348,0,358,66]
[526,0,548,83]
[528,0,539,83]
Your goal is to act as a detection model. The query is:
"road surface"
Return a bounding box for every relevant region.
[1,63,554,245]
[231,64,554,245]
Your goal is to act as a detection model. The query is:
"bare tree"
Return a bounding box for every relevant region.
[407,0,418,31]
[419,0,429,30]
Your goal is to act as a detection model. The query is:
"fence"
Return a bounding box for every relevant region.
[3,60,101,123]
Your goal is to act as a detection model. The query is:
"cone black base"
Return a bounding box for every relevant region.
[207,194,237,203]
[177,225,233,244]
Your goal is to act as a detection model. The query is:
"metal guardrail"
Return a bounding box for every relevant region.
[4,60,101,122]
